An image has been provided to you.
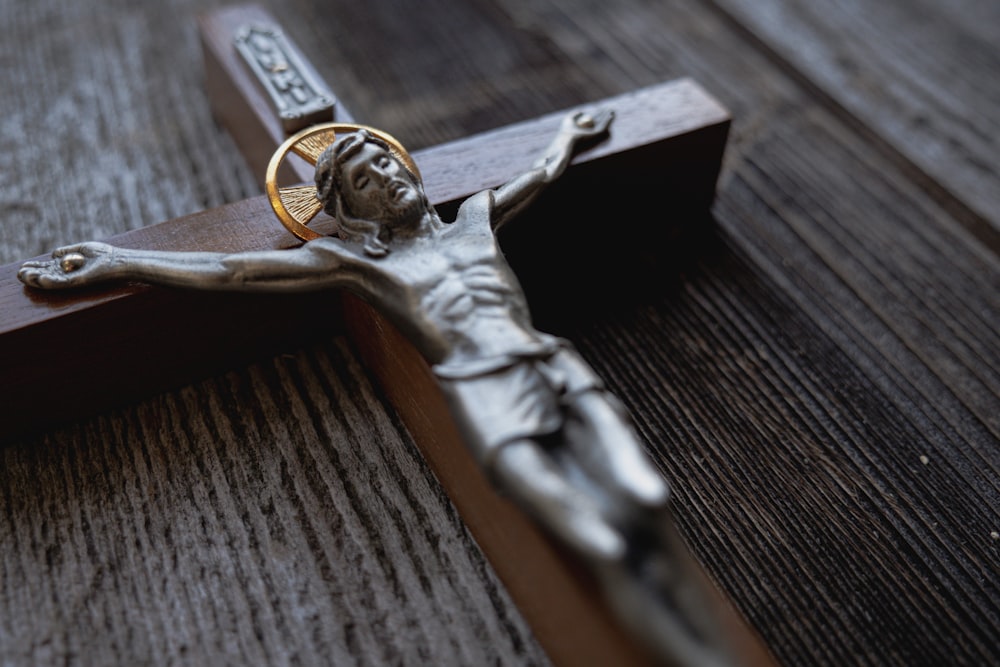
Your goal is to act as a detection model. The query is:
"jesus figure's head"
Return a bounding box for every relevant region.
[315,130,427,256]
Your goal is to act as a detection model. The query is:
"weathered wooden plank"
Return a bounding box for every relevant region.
[0,338,549,665]
[0,0,261,267]
[708,0,1000,245]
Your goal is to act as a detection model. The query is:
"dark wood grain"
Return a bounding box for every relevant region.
[0,0,260,266]
[0,339,547,665]
[1,0,997,665]
[708,0,1000,246]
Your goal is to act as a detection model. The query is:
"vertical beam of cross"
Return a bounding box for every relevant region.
[199,6,768,667]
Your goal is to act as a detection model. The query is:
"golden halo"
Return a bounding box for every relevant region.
[265,122,420,242]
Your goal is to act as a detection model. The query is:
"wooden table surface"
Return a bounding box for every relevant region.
[1,0,997,665]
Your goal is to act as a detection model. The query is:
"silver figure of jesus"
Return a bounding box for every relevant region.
[20,110,733,666]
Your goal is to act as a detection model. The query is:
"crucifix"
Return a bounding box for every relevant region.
[2,4,774,666]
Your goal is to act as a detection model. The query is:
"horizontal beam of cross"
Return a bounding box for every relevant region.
[0,79,729,442]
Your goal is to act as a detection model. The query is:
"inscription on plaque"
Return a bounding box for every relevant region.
[234,24,336,133]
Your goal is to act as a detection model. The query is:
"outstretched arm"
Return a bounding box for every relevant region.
[489,108,613,232]
[18,238,354,293]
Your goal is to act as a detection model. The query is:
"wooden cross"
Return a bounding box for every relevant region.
[0,4,775,665]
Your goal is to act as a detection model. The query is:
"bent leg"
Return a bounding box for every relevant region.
[492,439,625,563]
[563,391,670,510]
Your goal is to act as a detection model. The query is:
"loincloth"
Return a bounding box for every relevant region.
[433,340,604,465]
